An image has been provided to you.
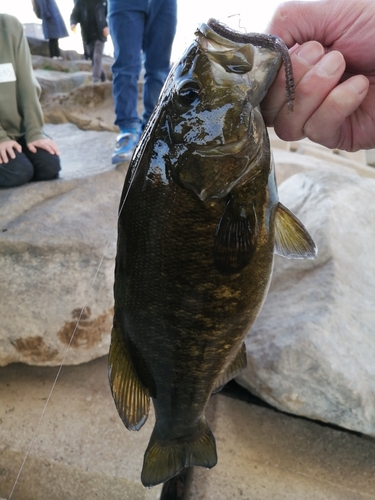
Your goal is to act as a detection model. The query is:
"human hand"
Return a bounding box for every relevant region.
[27,138,60,155]
[103,26,109,38]
[0,140,22,164]
[71,24,76,33]
[261,0,375,151]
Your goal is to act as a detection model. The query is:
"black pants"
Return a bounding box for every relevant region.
[0,137,61,188]
[49,38,60,58]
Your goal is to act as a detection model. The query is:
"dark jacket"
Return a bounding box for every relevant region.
[32,0,69,40]
[70,0,108,44]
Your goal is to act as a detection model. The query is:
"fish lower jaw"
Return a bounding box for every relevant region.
[195,133,250,157]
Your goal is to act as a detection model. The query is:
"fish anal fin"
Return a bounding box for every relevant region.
[214,196,258,274]
[274,202,317,260]
[108,326,150,431]
[212,342,247,394]
[141,420,217,487]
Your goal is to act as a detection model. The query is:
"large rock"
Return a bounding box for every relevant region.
[0,124,123,367]
[237,170,375,437]
[42,82,118,132]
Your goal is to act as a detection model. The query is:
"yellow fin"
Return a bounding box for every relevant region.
[108,326,150,431]
[141,419,217,487]
[274,203,317,259]
[212,343,247,394]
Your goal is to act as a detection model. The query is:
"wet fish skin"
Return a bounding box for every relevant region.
[109,19,316,488]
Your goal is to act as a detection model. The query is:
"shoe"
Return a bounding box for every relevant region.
[112,130,140,164]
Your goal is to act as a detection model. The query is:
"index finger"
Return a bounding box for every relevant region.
[261,41,325,126]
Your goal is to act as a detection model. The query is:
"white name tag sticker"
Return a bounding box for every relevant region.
[0,63,16,83]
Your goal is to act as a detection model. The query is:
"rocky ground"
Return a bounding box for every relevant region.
[1,42,375,500]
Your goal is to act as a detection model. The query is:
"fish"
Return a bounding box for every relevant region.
[108,18,317,488]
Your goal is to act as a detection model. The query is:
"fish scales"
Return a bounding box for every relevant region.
[109,19,317,488]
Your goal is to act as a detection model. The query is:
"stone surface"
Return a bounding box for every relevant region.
[41,83,119,132]
[237,170,375,437]
[35,68,92,95]
[188,394,375,500]
[32,54,113,80]
[0,124,123,367]
[0,357,162,500]
[2,358,375,500]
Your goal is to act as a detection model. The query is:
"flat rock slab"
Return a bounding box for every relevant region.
[0,356,161,500]
[46,123,118,178]
[188,395,375,499]
[35,69,91,95]
[1,356,374,500]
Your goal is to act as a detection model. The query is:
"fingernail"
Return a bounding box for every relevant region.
[317,51,344,77]
[349,75,369,95]
[297,42,324,65]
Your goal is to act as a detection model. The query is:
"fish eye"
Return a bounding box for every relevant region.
[177,81,200,105]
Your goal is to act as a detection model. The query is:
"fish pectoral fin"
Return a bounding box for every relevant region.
[108,326,150,431]
[141,419,217,487]
[214,197,258,274]
[274,202,317,259]
[212,342,247,394]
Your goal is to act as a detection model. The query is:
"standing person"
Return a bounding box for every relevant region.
[0,14,61,188]
[32,0,69,59]
[70,0,109,83]
[72,0,90,60]
[108,0,177,164]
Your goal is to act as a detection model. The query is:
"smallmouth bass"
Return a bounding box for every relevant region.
[109,18,317,487]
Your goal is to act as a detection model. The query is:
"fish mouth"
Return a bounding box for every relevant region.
[193,131,250,158]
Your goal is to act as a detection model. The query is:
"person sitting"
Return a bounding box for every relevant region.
[0,13,61,189]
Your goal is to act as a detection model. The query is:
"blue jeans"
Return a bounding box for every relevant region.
[108,0,177,131]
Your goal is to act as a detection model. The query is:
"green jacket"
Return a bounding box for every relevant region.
[0,14,46,145]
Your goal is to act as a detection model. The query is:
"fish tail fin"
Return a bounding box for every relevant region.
[141,420,217,487]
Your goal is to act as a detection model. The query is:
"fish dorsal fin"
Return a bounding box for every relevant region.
[274,202,317,259]
[212,343,247,394]
[214,196,258,274]
[108,326,150,431]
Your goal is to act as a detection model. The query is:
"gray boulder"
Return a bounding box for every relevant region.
[0,124,123,367]
[237,170,375,437]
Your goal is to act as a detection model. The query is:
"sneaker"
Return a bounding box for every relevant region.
[112,130,140,164]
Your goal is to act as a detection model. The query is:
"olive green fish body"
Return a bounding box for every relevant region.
[109,20,317,488]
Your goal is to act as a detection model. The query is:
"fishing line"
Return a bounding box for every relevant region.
[220,13,247,33]
[7,162,138,499]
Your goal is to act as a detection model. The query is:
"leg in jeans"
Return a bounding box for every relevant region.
[92,40,106,83]
[142,0,177,128]
[108,1,145,132]
[0,151,34,188]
